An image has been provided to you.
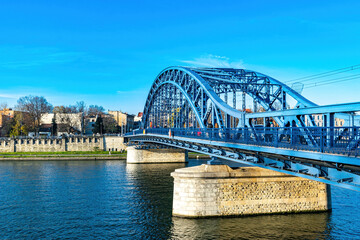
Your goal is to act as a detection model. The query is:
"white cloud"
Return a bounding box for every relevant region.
[180,54,244,68]
[0,93,23,99]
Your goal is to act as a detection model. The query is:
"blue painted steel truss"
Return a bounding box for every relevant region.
[127,128,360,191]
[131,66,360,191]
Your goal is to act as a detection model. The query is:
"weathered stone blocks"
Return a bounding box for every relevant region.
[126,146,188,164]
[171,165,331,217]
[0,136,126,152]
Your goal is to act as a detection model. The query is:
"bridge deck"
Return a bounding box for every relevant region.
[126,127,360,191]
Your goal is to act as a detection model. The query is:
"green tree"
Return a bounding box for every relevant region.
[93,115,104,134]
[9,113,28,137]
[103,115,119,133]
[51,114,57,136]
[0,116,13,137]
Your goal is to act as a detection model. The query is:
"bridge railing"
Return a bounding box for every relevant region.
[126,127,360,157]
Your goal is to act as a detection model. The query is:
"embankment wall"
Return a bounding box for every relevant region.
[0,136,126,152]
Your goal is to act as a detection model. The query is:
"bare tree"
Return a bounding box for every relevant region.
[76,101,87,114]
[0,102,8,110]
[53,102,87,114]
[53,105,69,114]
[88,105,105,116]
[15,95,53,133]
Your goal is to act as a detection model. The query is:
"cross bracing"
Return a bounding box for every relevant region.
[143,66,320,130]
[130,66,360,191]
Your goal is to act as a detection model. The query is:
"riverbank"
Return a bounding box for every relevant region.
[188,152,211,159]
[0,151,127,160]
[0,151,210,160]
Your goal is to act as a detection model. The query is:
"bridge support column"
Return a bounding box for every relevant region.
[127,146,188,164]
[207,156,223,165]
[171,165,331,218]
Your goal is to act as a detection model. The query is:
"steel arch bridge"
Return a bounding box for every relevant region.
[142,66,317,130]
[127,66,360,191]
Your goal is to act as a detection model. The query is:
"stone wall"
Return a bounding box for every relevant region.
[127,146,188,164]
[14,139,66,152]
[66,137,104,151]
[172,165,331,217]
[103,136,126,151]
[0,136,125,152]
[0,139,14,152]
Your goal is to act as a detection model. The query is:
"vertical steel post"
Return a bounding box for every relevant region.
[242,91,246,112]
[326,113,334,147]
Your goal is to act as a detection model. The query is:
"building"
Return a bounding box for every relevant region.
[108,110,135,133]
[134,112,143,129]
[84,115,98,135]
[309,114,345,127]
[0,108,16,127]
[40,113,84,135]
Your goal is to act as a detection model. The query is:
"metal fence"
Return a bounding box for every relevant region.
[126,127,360,157]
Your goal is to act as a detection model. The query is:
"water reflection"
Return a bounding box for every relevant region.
[125,163,186,239]
[171,213,331,240]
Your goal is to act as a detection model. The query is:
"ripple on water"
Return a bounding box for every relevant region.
[0,160,359,239]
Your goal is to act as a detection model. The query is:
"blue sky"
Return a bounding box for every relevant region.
[1,0,360,113]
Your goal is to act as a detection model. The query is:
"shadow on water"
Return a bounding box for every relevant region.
[171,213,331,240]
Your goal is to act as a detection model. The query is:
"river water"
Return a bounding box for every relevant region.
[0,160,359,239]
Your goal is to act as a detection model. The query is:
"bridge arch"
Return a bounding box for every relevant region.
[142,66,317,129]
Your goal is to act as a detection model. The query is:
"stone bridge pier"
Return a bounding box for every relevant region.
[126,146,331,218]
[126,146,188,164]
[171,164,331,218]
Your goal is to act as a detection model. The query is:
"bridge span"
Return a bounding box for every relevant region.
[126,66,360,191]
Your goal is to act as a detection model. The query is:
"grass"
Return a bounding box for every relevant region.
[0,151,125,155]
[0,151,127,158]
[188,152,209,156]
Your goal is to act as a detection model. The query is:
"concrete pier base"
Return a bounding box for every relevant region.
[171,165,331,218]
[126,146,188,164]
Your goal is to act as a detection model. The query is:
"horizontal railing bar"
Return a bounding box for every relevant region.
[126,127,360,158]
[246,101,360,118]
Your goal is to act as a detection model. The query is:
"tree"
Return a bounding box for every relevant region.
[53,105,69,114]
[9,113,28,137]
[51,114,57,136]
[0,102,8,110]
[76,101,87,114]
[88,105,105,116]
[93,115,104,134]
[15,96,52,133]
[58,114,80,134]
[53,106,82,134]
[0,116,13,137]
[53,105,77,114]
[103,115,119,133]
